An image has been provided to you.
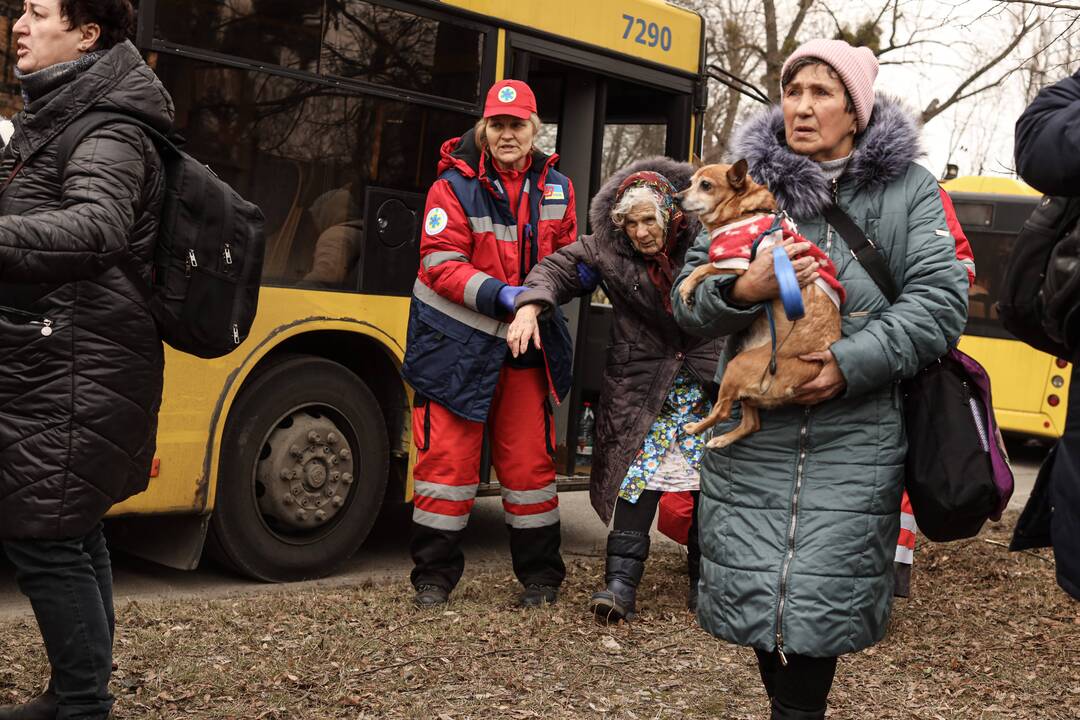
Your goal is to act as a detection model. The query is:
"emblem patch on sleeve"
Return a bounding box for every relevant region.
[543,184,565,201]
[425,207,449,235]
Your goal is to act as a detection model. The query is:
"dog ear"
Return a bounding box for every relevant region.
[726,159,749,190]
[691,153,704,170]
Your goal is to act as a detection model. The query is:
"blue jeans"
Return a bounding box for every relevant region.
[2,524,115,719]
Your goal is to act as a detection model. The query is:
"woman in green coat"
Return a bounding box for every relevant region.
[672,39,968,720]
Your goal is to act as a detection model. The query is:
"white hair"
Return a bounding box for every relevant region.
[610,186,668,232]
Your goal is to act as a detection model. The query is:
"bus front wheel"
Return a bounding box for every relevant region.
[209,355,390,582]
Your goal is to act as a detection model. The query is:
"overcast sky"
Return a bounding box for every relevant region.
[851,0,1077,180]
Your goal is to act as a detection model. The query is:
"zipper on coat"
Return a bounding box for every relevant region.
[0,304,53,336]
[826,179,839,257]
[775,406,811,666]
[539,346,561,407]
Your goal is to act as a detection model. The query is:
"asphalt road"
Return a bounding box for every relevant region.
[0,439,1049,619]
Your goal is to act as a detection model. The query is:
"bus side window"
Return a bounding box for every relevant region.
[321,1,485,105]
[151,55,476,293]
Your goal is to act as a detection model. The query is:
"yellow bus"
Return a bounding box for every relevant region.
[10,0,706,581]
[943,175,1071,439]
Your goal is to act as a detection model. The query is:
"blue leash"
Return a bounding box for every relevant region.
[749,213,805,375]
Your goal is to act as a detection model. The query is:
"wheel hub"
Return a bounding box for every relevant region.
[257,413,355,531]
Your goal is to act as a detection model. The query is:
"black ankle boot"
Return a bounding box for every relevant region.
[0,692,58,720]
[589,530,650,624]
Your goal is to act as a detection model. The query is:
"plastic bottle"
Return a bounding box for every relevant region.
[576,402,595,464]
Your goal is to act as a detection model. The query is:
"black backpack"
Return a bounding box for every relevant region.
[997,195,1080,359]
[57,112,266,359]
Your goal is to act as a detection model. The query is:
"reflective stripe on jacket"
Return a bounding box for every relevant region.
[402,131,577,422]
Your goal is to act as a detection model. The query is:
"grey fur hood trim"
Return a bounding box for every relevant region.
[729,95,923,218]
[588,155,701,258]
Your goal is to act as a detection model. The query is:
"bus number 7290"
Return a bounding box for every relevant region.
[622,13,672,51]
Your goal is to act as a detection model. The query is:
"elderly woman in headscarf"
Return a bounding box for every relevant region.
[508,158,722,623]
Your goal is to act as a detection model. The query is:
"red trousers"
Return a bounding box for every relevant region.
[411,365,559,532]
[895,491,917,565]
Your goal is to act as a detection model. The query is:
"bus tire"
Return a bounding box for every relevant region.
[209,355,389,582]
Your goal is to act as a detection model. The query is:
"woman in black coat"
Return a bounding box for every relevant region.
[1013,70,1080,602]
[0,1,171,717]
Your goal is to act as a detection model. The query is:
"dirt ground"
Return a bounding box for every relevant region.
[0,514,1077,720]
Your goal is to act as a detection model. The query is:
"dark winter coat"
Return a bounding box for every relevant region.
[673,97,969,656]
[0,41,172,540]
[516,157,723,523]
[1015,69,1080,196]
[1012,71,1080,601]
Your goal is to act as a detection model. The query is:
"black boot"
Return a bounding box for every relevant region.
[893,561,912,598]
[589,530,650,624]
[0,692,58,720]
[771,698,826,720]
[517,584,559,608]
[687,496,701,613]
[413,584,450,608]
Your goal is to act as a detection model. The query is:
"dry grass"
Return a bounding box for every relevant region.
[1,514,1077,719]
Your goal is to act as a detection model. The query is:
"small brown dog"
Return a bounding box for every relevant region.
[675,160,843,449]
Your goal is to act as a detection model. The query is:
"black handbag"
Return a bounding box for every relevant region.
[822,205,1011,541]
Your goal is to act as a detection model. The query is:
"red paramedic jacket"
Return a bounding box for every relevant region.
[402,131,578,422]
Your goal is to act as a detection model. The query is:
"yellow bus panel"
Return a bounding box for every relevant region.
[958,335,1069,438]
[108,288,410,517]
[942,176,1041,197]
[444,0,702,74]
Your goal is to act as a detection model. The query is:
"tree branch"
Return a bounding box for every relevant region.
[781,0,815,53]
[994,0,1080,10]
[921,13,1039,122]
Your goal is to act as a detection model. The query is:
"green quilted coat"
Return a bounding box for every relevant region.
[672,96,969,658]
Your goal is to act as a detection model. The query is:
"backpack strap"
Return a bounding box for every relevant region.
[822,204,900,305]
[54,112,176,304]
[55,111,178,178]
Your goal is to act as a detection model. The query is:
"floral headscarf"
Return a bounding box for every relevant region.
[614,171,687,313]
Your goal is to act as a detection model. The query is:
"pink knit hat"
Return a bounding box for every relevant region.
[781,39,878,132]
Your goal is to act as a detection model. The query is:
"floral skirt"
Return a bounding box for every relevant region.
[619,370,709,503]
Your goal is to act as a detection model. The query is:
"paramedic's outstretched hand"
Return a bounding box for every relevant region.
[794,350,846,404]
[497,285,527,315]
[730,238,818,304]
[507,303,542,358]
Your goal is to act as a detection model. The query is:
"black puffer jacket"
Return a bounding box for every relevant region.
[0,41,173,540]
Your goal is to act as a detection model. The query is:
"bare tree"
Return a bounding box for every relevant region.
[1015,3,1080,102]
[677,0,1074,159]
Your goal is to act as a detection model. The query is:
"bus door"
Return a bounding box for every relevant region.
[484,35,697,486]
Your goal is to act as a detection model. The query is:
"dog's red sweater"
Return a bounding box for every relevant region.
[707,214,847,307]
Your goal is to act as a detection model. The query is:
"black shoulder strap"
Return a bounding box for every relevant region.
[822,204,900,304]
[55,111,176,176]
[54,112,172,304]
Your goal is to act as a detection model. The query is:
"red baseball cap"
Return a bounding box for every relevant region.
[483,80,538,120]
